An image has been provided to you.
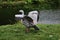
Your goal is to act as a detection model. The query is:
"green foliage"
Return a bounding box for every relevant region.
[0,1,26,25]
[45,0,59,9]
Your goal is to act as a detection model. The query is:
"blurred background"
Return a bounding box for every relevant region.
[0,0,60,25]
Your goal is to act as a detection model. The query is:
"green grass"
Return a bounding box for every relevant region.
[0,22,60,40]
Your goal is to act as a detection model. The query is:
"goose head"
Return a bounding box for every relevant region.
[19,10,24,15]
[15,10,24,18]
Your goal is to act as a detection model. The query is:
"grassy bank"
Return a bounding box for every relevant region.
[0,22,60,40]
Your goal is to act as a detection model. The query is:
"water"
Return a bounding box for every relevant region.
[38,10,60,24]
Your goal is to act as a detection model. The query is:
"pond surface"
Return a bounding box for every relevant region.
[38,10,60,24]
